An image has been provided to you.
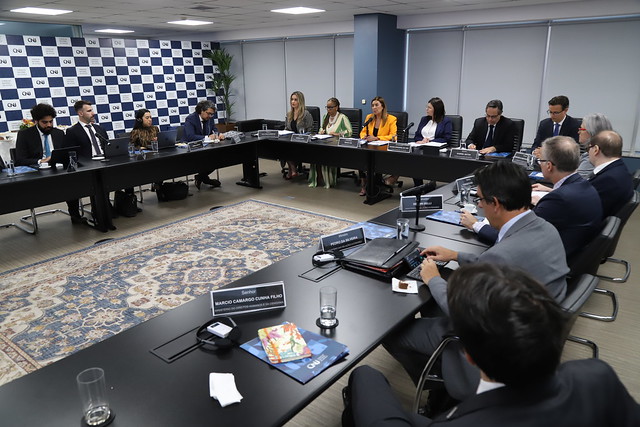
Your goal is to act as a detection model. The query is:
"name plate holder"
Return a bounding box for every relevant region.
[338,137,361,148]
[387,142,412,153]
[211,281,286,316]
[291,134,311,143]
[455,175,476,193]
[400,195,444,212]
[187,140,204,151]
[450,148,479,160]
[512,152,536,170]
[258,130,279,139]
[320,226,366,251]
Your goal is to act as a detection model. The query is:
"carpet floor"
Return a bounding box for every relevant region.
[0,200,354,386]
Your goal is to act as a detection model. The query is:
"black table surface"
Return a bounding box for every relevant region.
[0,238,485,426]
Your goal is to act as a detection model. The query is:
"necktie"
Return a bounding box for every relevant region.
[553,123,560,136]
[202,120,208,136]
[485,125,494,148]
[86,125,102,156]
[44,134,51,157]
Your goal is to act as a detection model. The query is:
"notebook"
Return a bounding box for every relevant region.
[104,137,129,158]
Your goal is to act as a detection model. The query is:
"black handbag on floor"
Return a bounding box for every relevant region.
[114,190,139,217]
[157,181,189,201]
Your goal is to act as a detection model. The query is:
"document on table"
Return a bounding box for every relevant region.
[312,134,332,140]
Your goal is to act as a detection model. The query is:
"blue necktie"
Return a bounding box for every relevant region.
[553,123,560,136]
[44,134,51,157]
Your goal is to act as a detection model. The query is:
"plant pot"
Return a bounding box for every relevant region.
[217,122,236,133]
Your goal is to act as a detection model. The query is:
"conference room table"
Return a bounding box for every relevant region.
[0,232,487,426]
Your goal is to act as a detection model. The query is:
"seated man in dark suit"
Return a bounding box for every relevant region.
[14,103,87,225]
[346,264,640,426]
[461,136,602,259]
[588,130,634,218]
[531,95,580,156]
[64,100,109,160]
[464,99,516,154]
[182,100,225,189]
[383,161,568,388]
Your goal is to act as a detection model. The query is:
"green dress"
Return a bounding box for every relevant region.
[309,112,352,188]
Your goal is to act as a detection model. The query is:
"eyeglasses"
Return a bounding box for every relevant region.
[325,105,337,109]
[536,159,553,165]
[587,144,597,151]
[472,196,491,205]
[547,110,565,116]
[485,114,500,119]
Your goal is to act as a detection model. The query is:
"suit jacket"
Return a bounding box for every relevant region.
[429,211,568,315]
[531,115,580,151]
[64,122,109,159]
[360,113,398,141]
[349,360,640,427]
[15,126,66,166]
[182,111,219,142]
[284,110,313,133]
[477,174,602,259]
[413,116,453,144]
[589,158,634,219]
[465,116,516,153]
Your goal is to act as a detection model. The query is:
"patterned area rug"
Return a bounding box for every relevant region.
[0,200,354,386]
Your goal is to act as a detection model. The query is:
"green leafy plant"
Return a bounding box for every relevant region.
[206,48,236,123]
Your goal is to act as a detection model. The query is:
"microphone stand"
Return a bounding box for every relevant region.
[95,131,111,162]
[410,193,426,231]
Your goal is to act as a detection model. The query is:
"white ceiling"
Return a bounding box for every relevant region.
[0,0,591,39]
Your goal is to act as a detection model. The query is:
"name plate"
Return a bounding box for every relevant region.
[512,151,534,168]
[455,175,476,193]
[387,142,411,153]
[258,130,279,139]
[211,281,286,316]
[231,134,242,143]
[450,148,479,160]
[291,134,311,143]
[187,140,204,150]
[338,137,360,147]
[400,195,444,212]
[320,226,366,251]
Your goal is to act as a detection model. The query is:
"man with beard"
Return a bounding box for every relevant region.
[15,103,87,225]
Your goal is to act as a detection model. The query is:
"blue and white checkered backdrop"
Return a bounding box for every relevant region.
[0,34,222,137]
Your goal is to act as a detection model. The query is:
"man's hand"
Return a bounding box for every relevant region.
[420,246,458,262]
[479,146,497,154]
[420,258,441,283]
[459,210,478,230]
[532,147,542,159]
[531,183,552,192]
[468,143,476,150]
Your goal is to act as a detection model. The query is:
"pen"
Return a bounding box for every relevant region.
[382,242,411,265]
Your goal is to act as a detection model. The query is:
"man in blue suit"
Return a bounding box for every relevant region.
[531,95,580,155]
[462,136,602,259]
[588,130,634,219]
[182,100,225,189]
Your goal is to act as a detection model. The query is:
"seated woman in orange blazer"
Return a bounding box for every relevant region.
[358,96,397,195]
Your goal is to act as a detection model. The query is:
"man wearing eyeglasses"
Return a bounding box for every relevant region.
[531,95,580,157]
[460,136,602,259]
[587,130,634,218]
[465,99,516,154]
[383,161,568,395]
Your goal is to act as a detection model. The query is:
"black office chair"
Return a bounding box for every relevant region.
[567,216,621,322]
[305,106,321,134]
[562,274,600,358]
[632,169,640,190]
[511,118,525,153]
[388,111,409,143]
[340,107,362,138]
[175,125,184,142]
[445,115,463,147]
[596,190,639,283]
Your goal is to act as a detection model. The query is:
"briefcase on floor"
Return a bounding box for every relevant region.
[340,238,419,279]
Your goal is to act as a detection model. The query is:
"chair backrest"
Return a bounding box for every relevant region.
[9,147,16,161]
[633,169,640,190]
[561,273,599,314]
[511,118,525,153]
[175,125,184,142]
[306,106,321,134]
[388,111,409,143]
[446,114,463,147]
[603,190,640,259]
[568,216,620,277]
[235,119,264,132]
[340,107,362,138]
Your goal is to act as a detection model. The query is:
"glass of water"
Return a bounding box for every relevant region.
[5,159,16,177]
[77,367,111,426]
[318,286,338,329]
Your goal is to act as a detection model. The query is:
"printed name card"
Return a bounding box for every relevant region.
[512,152,534,168]
[211,281,286,316]
[450,148,479,160]
[400,195,444,212]
[258,130,279,139]
[455,175,476,193]
[290,134,311,143]
[338,137,360,147]
[320,226,366,251]
[387,142,412,153]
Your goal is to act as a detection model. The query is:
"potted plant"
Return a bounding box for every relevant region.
[206,48,236,132]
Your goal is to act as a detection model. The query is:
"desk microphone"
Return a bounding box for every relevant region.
[401,182,433,197]
[403,122,415,133]
[94,132,111,162]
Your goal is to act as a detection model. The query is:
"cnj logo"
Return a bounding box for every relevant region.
[160,117,169,123]
[26,37,38,43]
[94,78,105,84]
[12,47,24,54]
[6,102,18,108]
[146,94,153,99]
[197,83,205,88]
[179,100,187,105]
[175,67,183,73]
[0,58,8,65]
[106,69,115,74]
[188,91,195,97]
[119,77,128,82]
[62,59,73,65]
[100,115,109,120]
[125,112,133,118]
[69,98,79,104]
[166,76,174,81]
[34,79,47,86]
[87,39,98,45]
[141,59,150,64]
[170,109,177,114]
[134,103,144,109]
[21,90,34,97]
[49,69,60,75]
[57,109,66,115]
[111,105,121,111]
[130,68,139,73]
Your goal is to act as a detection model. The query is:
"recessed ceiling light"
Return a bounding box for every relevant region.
[95,29,135,34]
[271,7,325,15]
[167,19,213,26]
[10,7,73,16]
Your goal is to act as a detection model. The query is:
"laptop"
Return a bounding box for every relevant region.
[104,137,130,158]
[50,145,81,167]
[157,130,178,149]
